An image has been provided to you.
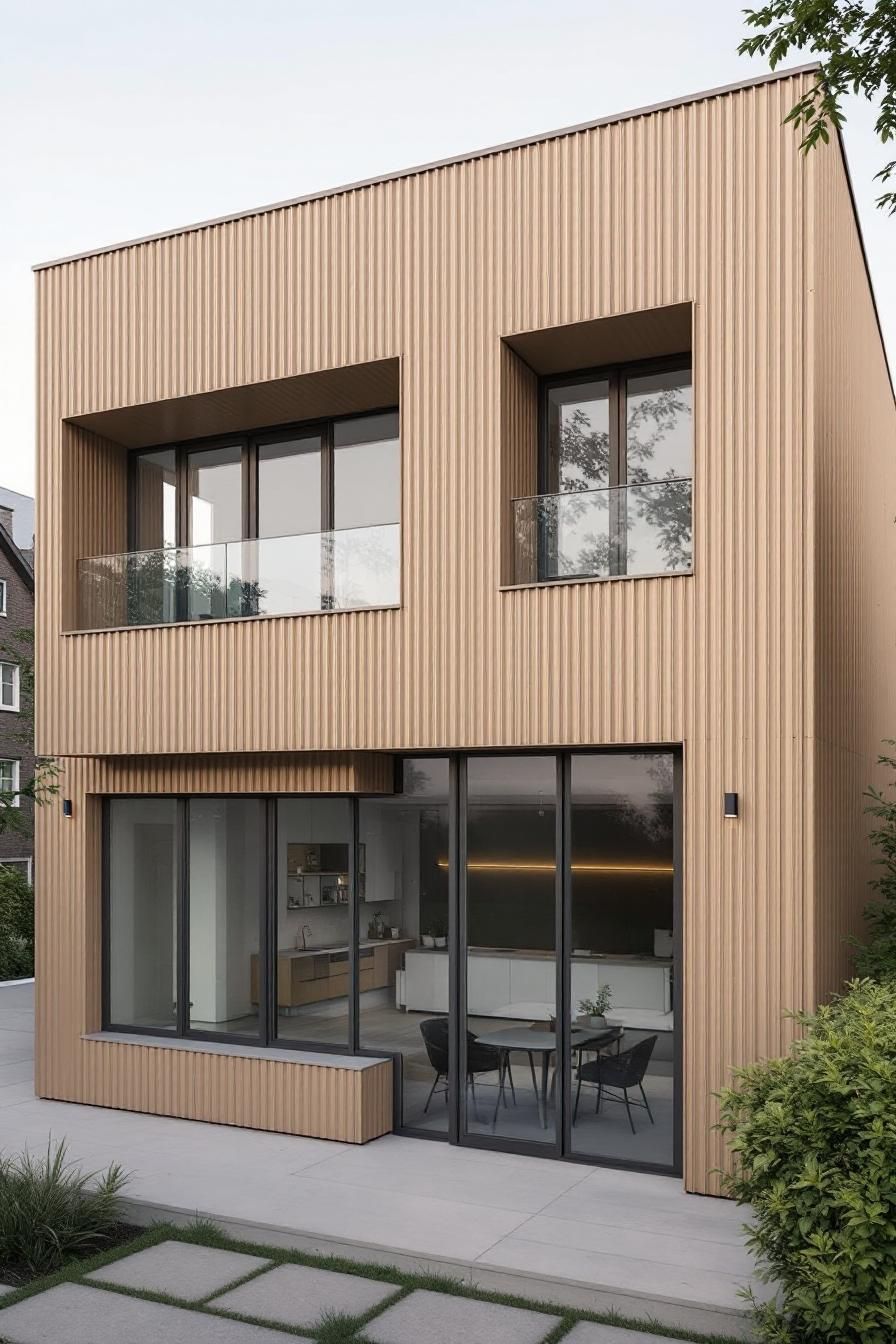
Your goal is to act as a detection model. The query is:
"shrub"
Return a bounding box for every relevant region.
[853,743,896,980]
[0,866,33,980]
[0,1140,128,1278]
[717,979,896,1343]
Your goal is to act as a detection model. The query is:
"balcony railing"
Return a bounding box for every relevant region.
[512,480,693,585]
[75,524,400,631]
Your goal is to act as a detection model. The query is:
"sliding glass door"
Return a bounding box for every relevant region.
[462,756,558,1145]
[273,797,353,1049]
[566,754,676,1167]
[358,759,450,1133]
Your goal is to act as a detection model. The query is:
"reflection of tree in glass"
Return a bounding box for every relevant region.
[556,406,611,493]
[619,754,674,846]
[535,386,691,576]
[81,549,266,628]
[330,527,399,608]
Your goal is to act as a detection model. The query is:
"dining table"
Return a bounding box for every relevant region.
[474,1024,624,1129]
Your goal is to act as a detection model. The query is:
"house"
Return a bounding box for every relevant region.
[0,500,35,884]
[34,65,896,1195]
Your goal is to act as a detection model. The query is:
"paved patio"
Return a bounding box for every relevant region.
[0,983,760,1339]
[0,1239,706,1343]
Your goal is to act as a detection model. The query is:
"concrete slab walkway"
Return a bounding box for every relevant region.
[0,1240,704,1344]
[0,983,759,1339]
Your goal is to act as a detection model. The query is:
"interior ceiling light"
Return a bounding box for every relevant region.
[436,859,673,874]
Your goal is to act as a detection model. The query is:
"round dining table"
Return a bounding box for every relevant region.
[474,1024,623,1129]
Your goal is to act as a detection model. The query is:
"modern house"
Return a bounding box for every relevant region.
[0,499,35,882]
[34,65,896,1195]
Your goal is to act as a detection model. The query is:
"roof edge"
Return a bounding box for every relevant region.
[0,524,34,591]
[831,124,896,405]
[33,62,821,272]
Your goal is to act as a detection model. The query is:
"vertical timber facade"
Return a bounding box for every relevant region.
[35,66,896,1193]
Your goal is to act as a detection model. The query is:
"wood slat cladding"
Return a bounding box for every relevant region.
[35,69,896,1192]
[95,753,395,795]
[34,756,392,1143]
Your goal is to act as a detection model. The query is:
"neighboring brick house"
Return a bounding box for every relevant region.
[0,501,35,883]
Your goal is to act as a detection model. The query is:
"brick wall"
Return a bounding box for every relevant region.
[0,535,35,878]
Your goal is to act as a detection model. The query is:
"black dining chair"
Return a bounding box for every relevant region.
[573,1034,658,1133]
[419,1017,515,1113]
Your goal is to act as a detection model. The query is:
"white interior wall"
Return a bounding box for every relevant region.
[108,800,177,1025]
[189,799,259,1024]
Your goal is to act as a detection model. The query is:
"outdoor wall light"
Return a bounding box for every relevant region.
[62,799,73,819]
[723,792,739,819]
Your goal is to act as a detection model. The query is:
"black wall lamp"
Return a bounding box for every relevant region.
[723,792,739,819]
[62,799,73,819]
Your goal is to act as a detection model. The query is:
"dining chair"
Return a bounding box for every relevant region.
[573,1034,658,1133]
[419,1017,516,1114]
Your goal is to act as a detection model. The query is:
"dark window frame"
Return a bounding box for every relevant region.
[101,747,682,1177]
[538,352,692,495]
[536,353,692,583]
[127,405,400,554]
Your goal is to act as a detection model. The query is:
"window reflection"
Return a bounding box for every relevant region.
[359,760,450,1132]
[568,753,675,1166]
[189,798,264,1039]
[274,797,353,1050]
[464,756,557,1144]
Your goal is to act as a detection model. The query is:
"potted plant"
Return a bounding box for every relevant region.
[578,984,612,1028]
[432,919,448,949]
[421,931,436,949]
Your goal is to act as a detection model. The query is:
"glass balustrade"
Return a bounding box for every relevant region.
[512,480,692,584]
[75,524,400,630]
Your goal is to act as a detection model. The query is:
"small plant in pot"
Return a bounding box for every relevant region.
[431,919,448,949]
[578,984,612,1028]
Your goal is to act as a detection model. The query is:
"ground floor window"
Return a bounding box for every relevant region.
[103,749,679,1172]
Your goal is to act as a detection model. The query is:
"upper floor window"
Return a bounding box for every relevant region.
[0,759,20,806]
[514,357,692,583]
[132,411,400,553]
[0,662,19,711]
[78,410,401,630]
[0,578,7,616]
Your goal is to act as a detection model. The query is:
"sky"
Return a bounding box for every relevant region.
[1,0,893,502]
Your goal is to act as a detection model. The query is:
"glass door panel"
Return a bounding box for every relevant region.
[623,368,692,576]
[107,798,178,1031]
[463,756,557,1145]
[359,758,450,1132]
[544,380,611,579]
[274,797,352,1049]
[567,753,676,1166]
[186,443,243,619]
[188,444,243,545]
[188,798,265,1038]
[256,434,324,614]
[134,449,177,550]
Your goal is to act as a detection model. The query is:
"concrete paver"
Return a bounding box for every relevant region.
[362,1288,559,1344]
[563,1323,694,1343]
[210,1262,397,1327]
[0,1282,298,1344]
[87,1239,269,1301]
